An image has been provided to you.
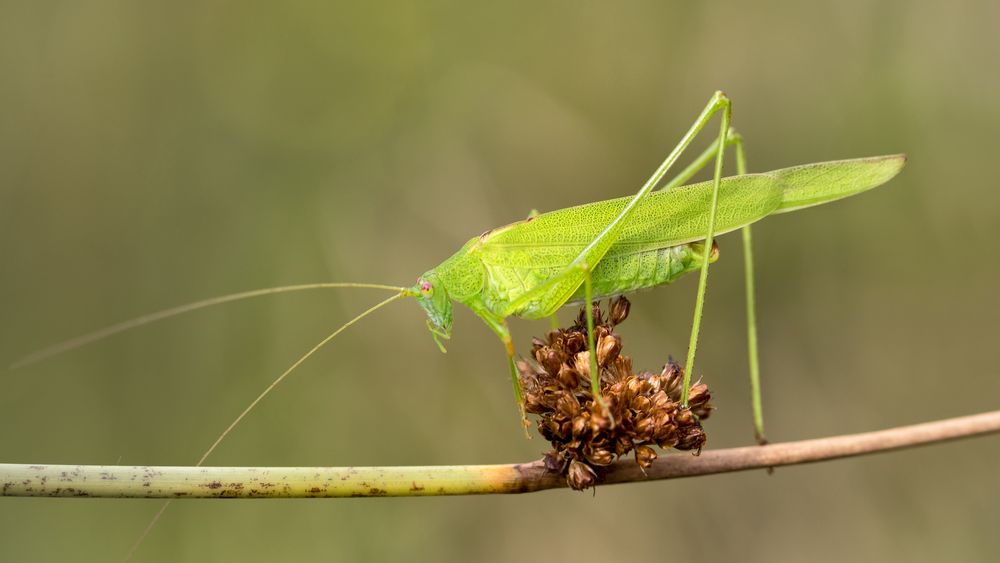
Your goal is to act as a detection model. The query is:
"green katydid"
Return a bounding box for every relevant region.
[13,92,905,462]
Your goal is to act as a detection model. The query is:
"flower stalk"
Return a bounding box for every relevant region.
[3,410,999,499]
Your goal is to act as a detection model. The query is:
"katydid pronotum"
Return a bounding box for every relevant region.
[14,90,905,466]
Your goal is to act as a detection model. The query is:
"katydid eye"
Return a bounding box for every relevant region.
[420,281,432,293]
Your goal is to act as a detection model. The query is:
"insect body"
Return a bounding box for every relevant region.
[413,156,904,424]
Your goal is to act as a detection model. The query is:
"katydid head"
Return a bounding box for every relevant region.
[411,272,453,353]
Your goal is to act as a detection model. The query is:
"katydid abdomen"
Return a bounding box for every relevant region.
[565,241,718,306]
[478,241,716,315]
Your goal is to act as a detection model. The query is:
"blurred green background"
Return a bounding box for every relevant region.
[2,1,998,561]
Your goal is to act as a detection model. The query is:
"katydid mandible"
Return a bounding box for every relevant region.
[14,92,906,456]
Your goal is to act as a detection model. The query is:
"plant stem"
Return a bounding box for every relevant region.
[3,410,998,499]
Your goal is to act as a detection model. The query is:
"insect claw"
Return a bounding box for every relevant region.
[427,321,450,353]
[516,400,532,439]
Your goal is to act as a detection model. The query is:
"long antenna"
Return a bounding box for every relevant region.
[10,282,407,369]
[122,291,407,561]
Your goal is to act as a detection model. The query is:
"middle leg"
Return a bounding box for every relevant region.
[506,91,735,417]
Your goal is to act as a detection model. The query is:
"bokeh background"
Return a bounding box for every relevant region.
[2,1,998,562]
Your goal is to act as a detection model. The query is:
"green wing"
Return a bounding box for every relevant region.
[774,154,905,213]
[475,173,782,269]
[475,154,905,265]
[467,173,779,316]
[467,154,904,317]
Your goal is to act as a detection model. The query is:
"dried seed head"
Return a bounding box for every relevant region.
[516,297,713,490]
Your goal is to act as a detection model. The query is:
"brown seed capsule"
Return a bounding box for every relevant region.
[676,426,707,452]
[633,417,656,442]
[674,409,695,426]
[649,390,671,411]
[653,421,678,444]
[660,362,684,396]
[614,435,634,456]
[567,460,598,491]
[635,445,657,469]
[574,351,592,380]
[564,331,586,354]
[554,391,580,416]
[556,365,580,389]
[625,376,648,399]
[589,408,614,433]
[656,434,679,450]
[630,395,652,412]
[585,447,614,466]
[572,413,590,438]
[596,334,621,367]
[651,410,672,429]
[606,357,632,383]
[687,383,713,415]
[610,296,631,326]
[524,393,546,414]
[541,417,560,436]
[558,420,573,438]
[536,347,562,375]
